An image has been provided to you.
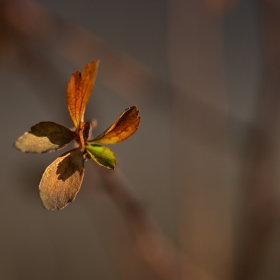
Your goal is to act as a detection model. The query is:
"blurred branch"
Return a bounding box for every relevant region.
[97,166,215,280]
[204,0,237,17]
[235,1,280,279]
[1,0,164,104]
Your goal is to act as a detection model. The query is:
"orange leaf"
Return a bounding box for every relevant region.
[39,148,84,210]
[67,61,99,129]
[88,106,141,144]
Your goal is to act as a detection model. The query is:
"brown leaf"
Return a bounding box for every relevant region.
[39,148,85,210]
[14,122,75,153]
[88,106,141,144]
[67,61,99,129]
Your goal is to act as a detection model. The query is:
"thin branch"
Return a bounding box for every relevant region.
[97,166,215,280]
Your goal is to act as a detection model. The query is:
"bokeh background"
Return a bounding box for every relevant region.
[1,0,280,279]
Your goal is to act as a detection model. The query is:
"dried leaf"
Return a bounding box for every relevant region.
[67,61,99,129]
[83,122,91,141]
[86,144,116,169]
[39,148,84,210]
[88,106,141,144]
[14,122,75,153]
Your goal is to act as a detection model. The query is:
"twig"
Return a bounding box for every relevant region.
[97,165,215,280]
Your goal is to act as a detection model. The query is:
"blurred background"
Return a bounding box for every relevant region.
[1,0,280,279]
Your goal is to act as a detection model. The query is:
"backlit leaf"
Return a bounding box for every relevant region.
[86,144,116,169]
[88,106,140,144]
[67,61,99,129]
[14,122,75,153]
[39,148,84,210]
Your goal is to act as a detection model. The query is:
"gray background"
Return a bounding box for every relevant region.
[1,0,279,279]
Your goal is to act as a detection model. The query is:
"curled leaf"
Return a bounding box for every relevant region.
[39,149,84,210]
[83,122,91,141]
[88,106,141,145]
[14,122,75,153]
[67,61,99,129]
[86,144,116,170]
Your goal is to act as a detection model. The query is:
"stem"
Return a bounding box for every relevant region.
[96,165,214,280]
